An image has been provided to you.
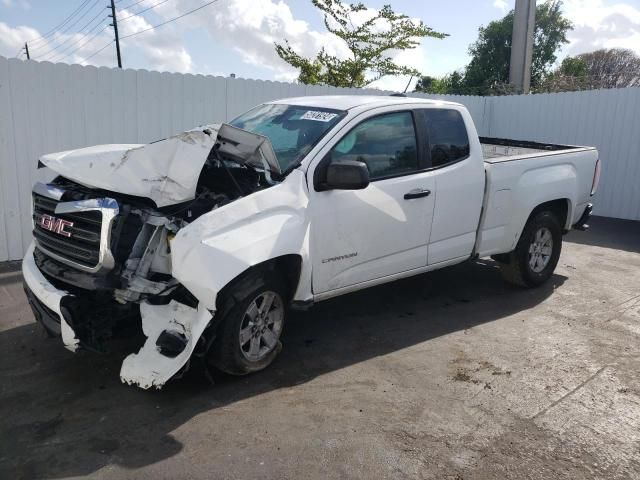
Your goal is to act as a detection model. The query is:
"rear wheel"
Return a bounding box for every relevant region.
[208,272,287,375]
[500,210,562,287]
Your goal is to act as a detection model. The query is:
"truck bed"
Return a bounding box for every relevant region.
[480,137,594,163]
[477,136,599,259]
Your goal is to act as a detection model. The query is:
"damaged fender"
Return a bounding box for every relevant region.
[171,169,312,309]
[119,169,312,388]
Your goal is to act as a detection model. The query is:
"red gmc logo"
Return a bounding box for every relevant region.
[38,214,73,238]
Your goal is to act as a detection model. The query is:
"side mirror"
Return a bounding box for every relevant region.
[323,160,370,191]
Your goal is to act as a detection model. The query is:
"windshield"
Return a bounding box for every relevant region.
[230,104,346,172]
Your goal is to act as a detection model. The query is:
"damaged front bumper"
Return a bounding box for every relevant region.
[23,242,214,389]
[23,243,80,351]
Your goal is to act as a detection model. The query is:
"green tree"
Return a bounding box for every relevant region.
[463,0,572,94]
[275,1,447,88]
[536,55,588,92]
[414,71,465,94]
[414,75,439,93]
[558,56,588,77]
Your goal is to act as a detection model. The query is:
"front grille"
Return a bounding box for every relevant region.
[32,192,103,268]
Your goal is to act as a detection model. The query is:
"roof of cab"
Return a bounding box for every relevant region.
[266,95,462,111]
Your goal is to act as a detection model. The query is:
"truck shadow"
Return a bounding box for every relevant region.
[0,259,565,479]
[565,216,640,253]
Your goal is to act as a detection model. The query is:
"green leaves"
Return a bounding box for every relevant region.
[274,1,447,88]
[414,72,466,95]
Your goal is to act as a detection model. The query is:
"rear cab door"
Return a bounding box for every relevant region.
[418,106,485,265]
[307,104,436,294]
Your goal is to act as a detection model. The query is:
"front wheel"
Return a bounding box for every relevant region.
[208,272,287,375]
[500,211,562,287]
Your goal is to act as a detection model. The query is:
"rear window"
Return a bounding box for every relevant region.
[422,109,470,167]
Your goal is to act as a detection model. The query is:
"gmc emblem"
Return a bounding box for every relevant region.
[38,214,73,238]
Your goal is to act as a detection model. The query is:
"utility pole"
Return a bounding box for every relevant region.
[24,42,30,60]
[108,0,122,68]
[509,0,536,93]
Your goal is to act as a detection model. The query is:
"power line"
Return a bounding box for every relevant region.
[120,0,221,40]
[49,22,110,63]
[30,0,103,56]
[77,0,223,67]
[36,10,108,60]
[119,0,153,11]
[77,40,114,64]
[49,0,103,42]
[118,0,171,22]
[66,0,122,68]
[28,0,95,46]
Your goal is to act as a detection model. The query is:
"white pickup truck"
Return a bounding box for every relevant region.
[22,95,600,389]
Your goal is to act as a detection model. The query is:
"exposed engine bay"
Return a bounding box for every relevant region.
[35,129,276,301]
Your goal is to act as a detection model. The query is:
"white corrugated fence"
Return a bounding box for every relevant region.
[0,56,638,261]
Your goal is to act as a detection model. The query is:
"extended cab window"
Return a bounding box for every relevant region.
[423,109,470,167]
[329,111,418,180]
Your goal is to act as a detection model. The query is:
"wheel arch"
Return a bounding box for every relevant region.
[215,254,304,311]
[513,198,571,249]
[528,198,571,231]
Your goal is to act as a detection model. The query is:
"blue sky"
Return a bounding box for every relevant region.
[1,0,639,90]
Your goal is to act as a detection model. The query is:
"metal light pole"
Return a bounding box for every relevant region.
[509,0,536,93]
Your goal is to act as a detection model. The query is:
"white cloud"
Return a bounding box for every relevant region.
[0,21,39,57]
[562,0,640,56]
[1,0,31,9]
[156,0,348,80]
[117,6,192,72]
[493,0,509,12]
[155,0,432,90]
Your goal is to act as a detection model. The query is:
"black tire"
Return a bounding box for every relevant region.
[500,210,562,287]
[208,270,287,375]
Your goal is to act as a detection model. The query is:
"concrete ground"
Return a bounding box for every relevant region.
[1,217,639,480]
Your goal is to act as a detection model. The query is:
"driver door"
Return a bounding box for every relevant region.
[309,110,436,294]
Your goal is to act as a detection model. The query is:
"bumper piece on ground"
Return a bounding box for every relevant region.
[120,300,213,389]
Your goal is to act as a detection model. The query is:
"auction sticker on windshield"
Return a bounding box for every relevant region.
[300,111,338,122]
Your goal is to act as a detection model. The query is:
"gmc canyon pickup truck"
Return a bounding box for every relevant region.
[23,95,600,389]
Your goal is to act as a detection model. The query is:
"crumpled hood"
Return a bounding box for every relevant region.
[40,126,220,207]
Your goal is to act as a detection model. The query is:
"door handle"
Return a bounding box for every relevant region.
[404,188,431,200]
